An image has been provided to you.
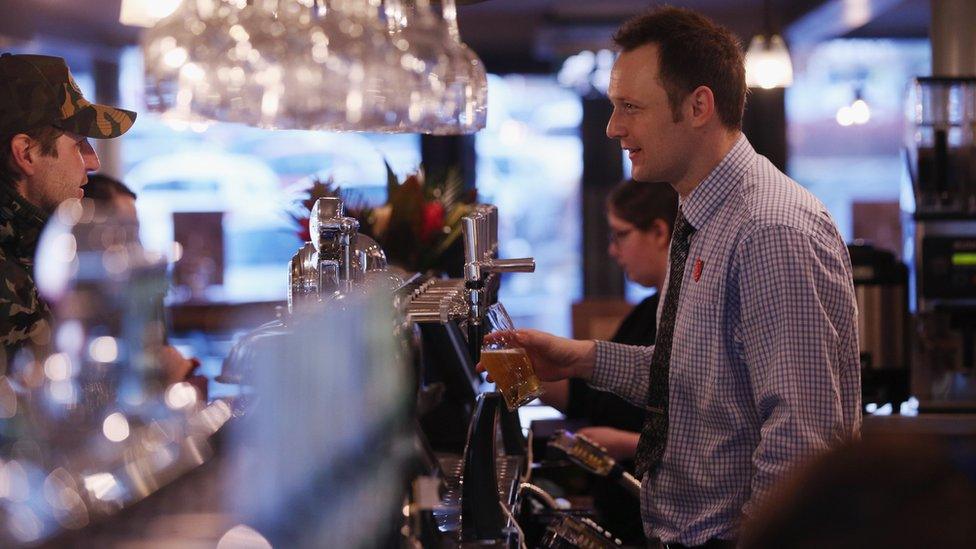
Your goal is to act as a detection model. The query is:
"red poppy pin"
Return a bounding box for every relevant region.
[693,258,703,282]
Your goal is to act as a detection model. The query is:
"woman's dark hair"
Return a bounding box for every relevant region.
[613,6,747,130]
[84,173,137,202]
[606,179,678,234]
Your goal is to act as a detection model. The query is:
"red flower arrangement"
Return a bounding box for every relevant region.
[291,163,476,275]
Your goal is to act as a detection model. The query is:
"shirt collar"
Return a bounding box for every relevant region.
[0,183,50,263]
[679,133,755,231]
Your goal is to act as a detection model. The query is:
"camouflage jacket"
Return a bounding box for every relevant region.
[0,184,52,369]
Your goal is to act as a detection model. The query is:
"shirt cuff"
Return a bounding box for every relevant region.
[590,340,619,389]
[587,340,653,406]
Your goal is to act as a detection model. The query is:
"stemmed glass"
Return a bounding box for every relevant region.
[142,0,223,122]
[440,0,487,133]
[383,0,460,133]
[282,0,405,131]
[144,0,488,133]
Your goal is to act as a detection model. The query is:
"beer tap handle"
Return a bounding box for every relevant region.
[486,205,499,257]
[407,310,443,324]
[486,258,535,273]
[319,259,340,295]
[462,217,481,282]
[477,213,490,261]
[339,217,359,288]
[468,319,483,364]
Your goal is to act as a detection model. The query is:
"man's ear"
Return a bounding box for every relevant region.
[9,134,36,178]
[687,85,716,129]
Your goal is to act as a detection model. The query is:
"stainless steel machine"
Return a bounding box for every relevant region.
[906,77,976,412]
[849,242,910,410]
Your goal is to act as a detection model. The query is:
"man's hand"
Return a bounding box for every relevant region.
[477,329,596,382]
[577,426,640,462]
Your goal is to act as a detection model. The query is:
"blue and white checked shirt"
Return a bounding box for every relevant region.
[589,134,861,545]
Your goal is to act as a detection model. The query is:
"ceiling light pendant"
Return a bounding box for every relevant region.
[744,0,793,90]
[744,33,794,89]
[849,88,870,124]
[837,87,870,127]
[119,0,182,28]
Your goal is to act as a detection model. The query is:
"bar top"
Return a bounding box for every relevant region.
[864,414,976,436]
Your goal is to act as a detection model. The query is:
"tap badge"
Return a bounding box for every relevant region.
[693,258,703,282]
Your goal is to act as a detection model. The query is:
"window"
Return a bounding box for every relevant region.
[476,74,583,336]
[787,39,931,243]
[117,47,421,302]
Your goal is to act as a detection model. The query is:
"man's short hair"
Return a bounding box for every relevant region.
[84,173,137,202]
[0,125,63,187]
[613,6,747,130]
[607,179,679,235]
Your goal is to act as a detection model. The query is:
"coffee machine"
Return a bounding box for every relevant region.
[905,77,976,412]
[849,242,910,410]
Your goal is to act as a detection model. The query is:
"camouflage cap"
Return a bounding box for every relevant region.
[0,53,136,139]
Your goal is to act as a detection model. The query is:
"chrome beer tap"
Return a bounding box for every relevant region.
[287,197,393,312]
[310,197,361,295]
[461,205,535,362]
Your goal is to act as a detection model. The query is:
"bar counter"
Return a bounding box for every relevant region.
[864,413,976,437]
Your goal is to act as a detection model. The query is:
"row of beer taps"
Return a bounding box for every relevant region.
[286,199,535,359]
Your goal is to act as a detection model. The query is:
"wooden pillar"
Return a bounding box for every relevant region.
[742,87,788,173]
[420,134,477,191]
[581,95,625,298]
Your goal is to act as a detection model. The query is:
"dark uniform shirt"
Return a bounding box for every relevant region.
[0,184,52,368]
[567,294,659,427]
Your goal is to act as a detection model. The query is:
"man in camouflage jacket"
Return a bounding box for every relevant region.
[0,53,135,368]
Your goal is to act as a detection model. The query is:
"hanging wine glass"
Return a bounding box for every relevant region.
[144,0,487,133]
[143,0,230,123]
[270,0,327,129]
[192,0,258,125]
[144,0,302,127]
[282,0,408,131]
[440,0,487,133]
[221,0,307,127]
[383,0,458,133]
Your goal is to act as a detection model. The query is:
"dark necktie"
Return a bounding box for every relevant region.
[634,209,695,478]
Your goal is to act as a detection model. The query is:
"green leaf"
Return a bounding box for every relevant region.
[428,224,464,258]
[440,167,463,210]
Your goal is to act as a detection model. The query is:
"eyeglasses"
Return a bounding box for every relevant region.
[608,227,634,245]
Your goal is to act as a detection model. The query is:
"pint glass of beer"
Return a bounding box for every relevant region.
[481,303,543,411]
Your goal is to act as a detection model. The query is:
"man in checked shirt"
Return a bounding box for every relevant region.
[481,7,860,549]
